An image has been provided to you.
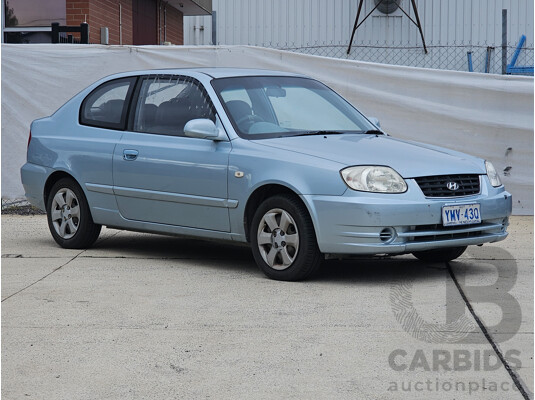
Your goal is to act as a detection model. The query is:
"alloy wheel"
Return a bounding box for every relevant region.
[256,208,299,270]
[50,188,80,239]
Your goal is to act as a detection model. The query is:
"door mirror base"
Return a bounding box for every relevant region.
[368,117,381,128]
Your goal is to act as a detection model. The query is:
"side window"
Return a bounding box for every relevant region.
[133,75,216,136]
[80,77,136,130]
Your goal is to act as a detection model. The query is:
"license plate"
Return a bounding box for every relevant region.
[442,204,481,226]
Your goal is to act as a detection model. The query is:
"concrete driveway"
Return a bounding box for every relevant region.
[2,215,533,399]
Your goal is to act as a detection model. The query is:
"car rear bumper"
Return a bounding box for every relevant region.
[20,162,49,211]
[303,178,512,255]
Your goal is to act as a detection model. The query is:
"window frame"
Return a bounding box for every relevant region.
[79,76,138,131]
[127,74,217,137]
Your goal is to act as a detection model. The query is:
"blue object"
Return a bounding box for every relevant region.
[507,35,534,76]
[467,51,473,72]
[509,35,526,68]
[21,68,512,280]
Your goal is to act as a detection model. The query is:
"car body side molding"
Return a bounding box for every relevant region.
[112,185,238,208]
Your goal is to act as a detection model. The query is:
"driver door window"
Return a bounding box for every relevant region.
[133,75,215,136]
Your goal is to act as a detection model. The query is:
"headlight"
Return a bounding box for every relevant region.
[341,166,407,193]
[485,160,502,187]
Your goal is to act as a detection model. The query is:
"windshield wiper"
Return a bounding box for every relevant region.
[291,130,346,137]
[287,130,384,137]
[362,129,384,135]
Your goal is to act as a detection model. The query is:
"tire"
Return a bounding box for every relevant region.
[46,178,101,249]
[412,246,467,262]
[250,194,322,281]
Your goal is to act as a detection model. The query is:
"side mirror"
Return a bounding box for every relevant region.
[184,119,223,140]
[368,117,381,128]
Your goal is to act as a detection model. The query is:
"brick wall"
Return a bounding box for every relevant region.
[66,0,182,45]
[89,0,133,45]
[158,3,183,45]
[65,0,89,40]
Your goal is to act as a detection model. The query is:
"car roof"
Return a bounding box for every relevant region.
[111,68,307,79]
[193,68,306,78]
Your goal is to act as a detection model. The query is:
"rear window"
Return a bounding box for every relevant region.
[80,77,136,130]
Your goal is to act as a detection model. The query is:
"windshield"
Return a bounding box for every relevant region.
[211,76,377,139]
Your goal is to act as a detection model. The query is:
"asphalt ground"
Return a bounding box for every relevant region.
[2,215,533,400]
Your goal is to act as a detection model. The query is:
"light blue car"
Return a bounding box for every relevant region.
[21,68,512,280]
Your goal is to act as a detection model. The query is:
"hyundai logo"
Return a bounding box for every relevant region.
[446,182,460,191]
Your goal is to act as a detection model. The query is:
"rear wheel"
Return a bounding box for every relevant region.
[46,178,101,249]
[250,194,322,281]
[412,246,467,262]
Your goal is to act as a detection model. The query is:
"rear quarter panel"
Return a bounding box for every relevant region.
[27,85,123,220]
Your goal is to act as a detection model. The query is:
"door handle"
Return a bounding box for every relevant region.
[123,149,139,161]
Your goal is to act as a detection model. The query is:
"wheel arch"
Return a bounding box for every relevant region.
[243,183,318,243]
[43,170,80,207]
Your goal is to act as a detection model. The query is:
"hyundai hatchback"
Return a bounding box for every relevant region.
[21,68,512,280]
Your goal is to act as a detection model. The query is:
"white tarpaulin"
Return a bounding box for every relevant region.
[2,44,533,214]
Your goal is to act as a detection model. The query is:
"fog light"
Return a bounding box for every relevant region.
[379,227,397,243]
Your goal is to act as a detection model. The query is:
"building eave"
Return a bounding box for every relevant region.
[165,0,212,16]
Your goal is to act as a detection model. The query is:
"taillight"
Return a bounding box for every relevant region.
[28,130,32,149]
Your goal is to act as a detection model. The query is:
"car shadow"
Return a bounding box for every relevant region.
[314,257,451,284]
[90,232,259,274]
[88,231,462,283]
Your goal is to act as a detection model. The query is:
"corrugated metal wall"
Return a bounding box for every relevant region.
[185,0,533,47]
[184,0,534,72]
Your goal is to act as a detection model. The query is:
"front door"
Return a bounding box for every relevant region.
[112,75,232,232]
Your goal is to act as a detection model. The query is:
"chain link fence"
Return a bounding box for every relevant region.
[2,198,28,209]
[1,198,45,214]
[262,41,533,75]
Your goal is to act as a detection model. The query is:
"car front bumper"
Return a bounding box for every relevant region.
[303,177,512,255]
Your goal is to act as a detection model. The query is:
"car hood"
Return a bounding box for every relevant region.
[254,134,485,178]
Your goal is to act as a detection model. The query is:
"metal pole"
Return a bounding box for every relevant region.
[502,9,507,74]
[347,0,364,55]
[509,34,526,69]
[119,3,122,45]
[484,47,494,73]
[164,2,167,42]
[1,0,5,43]
[347,0,385,54]
[211,10,217,45]
[411,0,427,54]
[467,52,473,72]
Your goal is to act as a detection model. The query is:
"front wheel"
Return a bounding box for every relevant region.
[250,194,322,281]
[46,178,101,249]
[412,246,467,262]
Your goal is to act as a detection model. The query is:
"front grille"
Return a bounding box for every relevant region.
[410,223,484,242]
[399,221,506,243]
[415,174,480,197]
